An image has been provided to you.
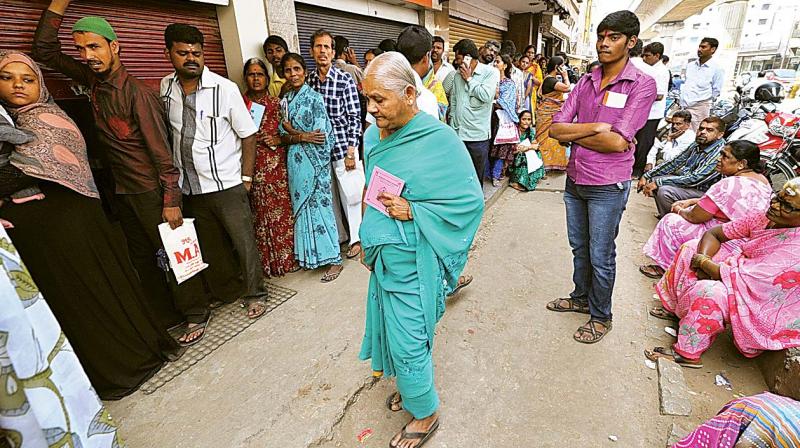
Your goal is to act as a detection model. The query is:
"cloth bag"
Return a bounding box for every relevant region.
[158,218,208,284]
[494,109,520,145]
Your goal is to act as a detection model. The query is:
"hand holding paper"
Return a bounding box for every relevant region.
[365,166,405,217]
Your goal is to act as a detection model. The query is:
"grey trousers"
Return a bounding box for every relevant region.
[184,184,268,304]
[655,185,705,218]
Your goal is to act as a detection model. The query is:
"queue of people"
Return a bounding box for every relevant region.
[3,1,799,446]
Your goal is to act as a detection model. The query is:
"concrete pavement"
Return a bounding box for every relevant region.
[107,176,767,447]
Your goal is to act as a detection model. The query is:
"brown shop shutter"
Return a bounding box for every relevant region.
[295,3,409,71]
[448,16,504,61]
[0,0,227,99]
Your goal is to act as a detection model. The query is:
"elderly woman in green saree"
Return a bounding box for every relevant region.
[358,52,484,448]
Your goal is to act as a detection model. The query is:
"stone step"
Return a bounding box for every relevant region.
[757,347,800,401]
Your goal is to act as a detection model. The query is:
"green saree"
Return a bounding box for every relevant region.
[358,112,484,418]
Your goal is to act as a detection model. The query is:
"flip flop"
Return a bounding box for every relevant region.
[639,264,665,279]
[644,347,703,369]
[321,265,343,283]
[346,243,362,259]
[385,391,403,412]
[649,306,678,321]
[448,275,473,296]
[178,314,212,347]
[246,299,268,320]
[389,418,440,448]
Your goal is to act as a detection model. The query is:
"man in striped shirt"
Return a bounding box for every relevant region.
[162,24,269,328]
[638,116,726,217]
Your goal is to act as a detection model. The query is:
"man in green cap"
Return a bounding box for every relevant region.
[33,0,213,346]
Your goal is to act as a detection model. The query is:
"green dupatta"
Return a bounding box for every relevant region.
[360,112,484,338]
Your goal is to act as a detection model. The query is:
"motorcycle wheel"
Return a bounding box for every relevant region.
[768,165,794,191]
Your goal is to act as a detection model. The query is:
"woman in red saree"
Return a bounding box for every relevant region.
[242,58,296,277]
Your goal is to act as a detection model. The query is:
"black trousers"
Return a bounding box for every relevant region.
[464,139,490,186]
[114,190,210,326]
[184,184,268,305]
[633,119,660,178]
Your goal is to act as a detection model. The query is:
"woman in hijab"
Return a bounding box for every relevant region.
[0,51,179,399]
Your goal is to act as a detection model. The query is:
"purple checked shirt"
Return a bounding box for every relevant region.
[553,60,657,185]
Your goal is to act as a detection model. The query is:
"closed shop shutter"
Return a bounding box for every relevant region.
[0,0,227,99]
[448,16,504,60]
[296,3,408,71]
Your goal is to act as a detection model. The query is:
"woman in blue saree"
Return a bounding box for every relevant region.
[358,53,484,448]
[278,53,343,282]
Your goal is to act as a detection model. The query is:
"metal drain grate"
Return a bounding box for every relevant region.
[139,282,297,394]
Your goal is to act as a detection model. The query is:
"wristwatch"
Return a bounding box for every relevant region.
[241,175,253,182]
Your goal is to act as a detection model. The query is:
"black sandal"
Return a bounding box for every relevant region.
[573,319,612,344]
[178,314,212,347]
[649,306,678,321]
[546,297,590,314]
[639,264,665,279]
[644,347,703,369]
[448,275,473,297]
[389,418,440,448]
[385,391,403,412]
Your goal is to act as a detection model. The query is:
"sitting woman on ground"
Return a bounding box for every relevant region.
[488,54,518,187]
[645,177,800,369]
[508,110,545,191]
[639,140,772,279]
[278,53,344,282]
[0,51,179,399]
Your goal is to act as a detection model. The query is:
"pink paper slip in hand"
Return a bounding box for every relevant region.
[365,166,405,217]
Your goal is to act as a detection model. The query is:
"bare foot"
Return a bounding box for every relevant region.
[178,323,205,345]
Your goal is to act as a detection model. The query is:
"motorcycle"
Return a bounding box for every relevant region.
[759,112,800,190]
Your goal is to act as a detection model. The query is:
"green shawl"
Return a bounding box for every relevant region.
[360,111,484,337]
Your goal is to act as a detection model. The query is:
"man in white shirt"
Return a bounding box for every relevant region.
[432,36,454,84]
[333,35,365,86]
[644,110,695,172]
[162,24,269,323]
[680,37,724,131]
[394,25,440,120]
[631,41,670,177]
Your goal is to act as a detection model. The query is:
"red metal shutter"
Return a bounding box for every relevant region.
[0,0,227,99]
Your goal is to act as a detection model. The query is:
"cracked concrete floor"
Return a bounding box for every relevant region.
[106,177,767,447]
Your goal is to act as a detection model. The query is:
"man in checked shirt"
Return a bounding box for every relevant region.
[307,29,365,281]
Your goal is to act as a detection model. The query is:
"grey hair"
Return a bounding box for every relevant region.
[783,177,800,197]
[363,51,419,98]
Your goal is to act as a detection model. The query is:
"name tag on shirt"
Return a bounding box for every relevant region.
[603,91,628,109]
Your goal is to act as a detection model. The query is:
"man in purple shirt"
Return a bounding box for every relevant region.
[546,11,656,344]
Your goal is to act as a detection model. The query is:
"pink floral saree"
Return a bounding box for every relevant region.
[644,176,771,269]
[656,212,800,360]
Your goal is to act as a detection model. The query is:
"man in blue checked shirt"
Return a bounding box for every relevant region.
[638,116,726,218]
[307,29,365,270]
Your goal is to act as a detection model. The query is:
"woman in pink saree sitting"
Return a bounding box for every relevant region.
[645,177,800,368]
[640,140,772,279]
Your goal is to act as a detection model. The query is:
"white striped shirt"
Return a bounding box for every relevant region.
[161,68,257,195]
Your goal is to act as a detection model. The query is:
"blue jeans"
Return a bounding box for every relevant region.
[563,177,630,321]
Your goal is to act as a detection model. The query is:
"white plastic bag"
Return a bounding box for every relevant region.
[158,218,208,284]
